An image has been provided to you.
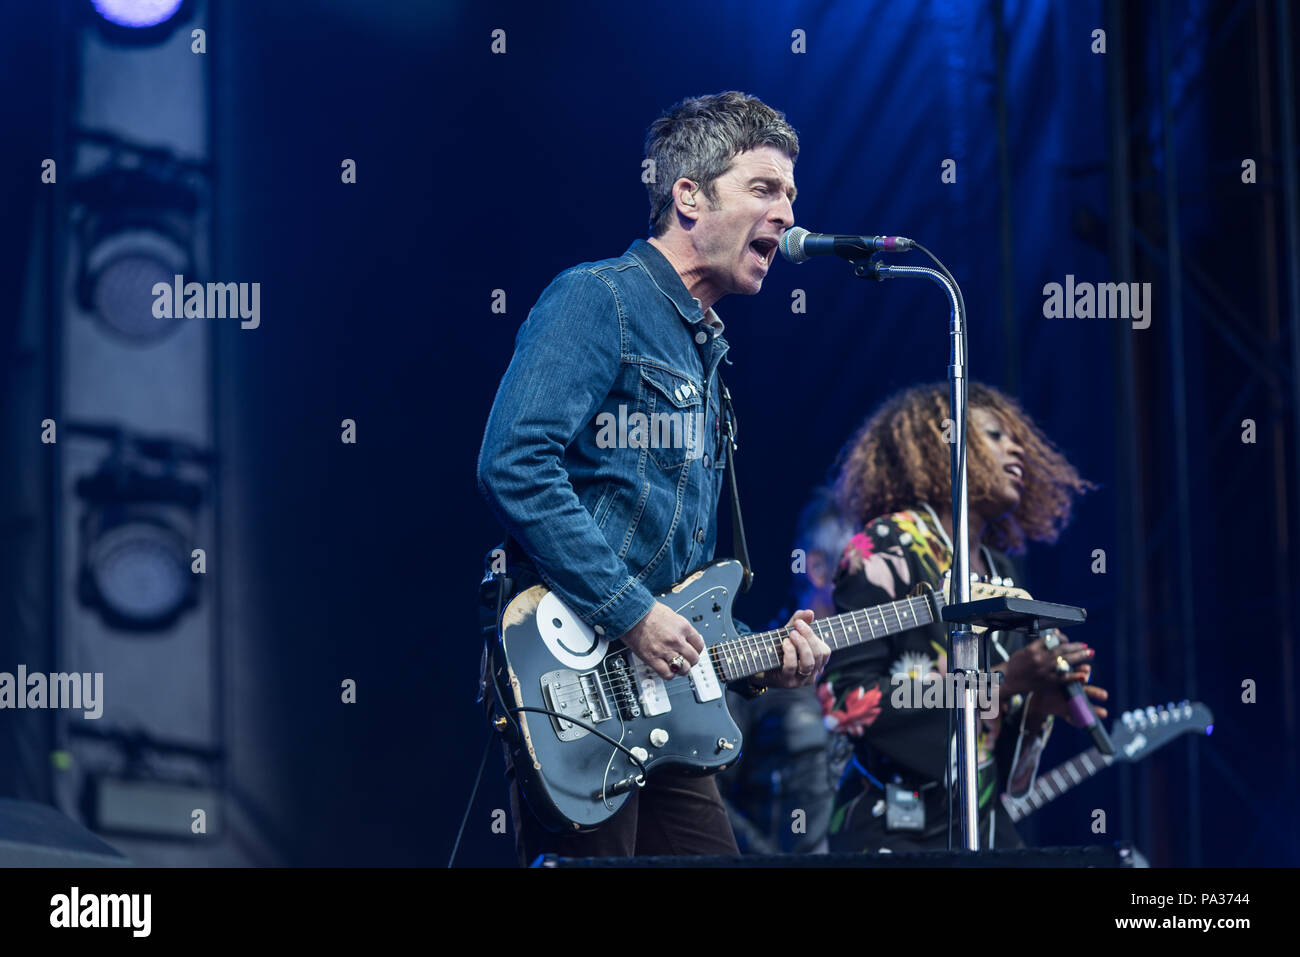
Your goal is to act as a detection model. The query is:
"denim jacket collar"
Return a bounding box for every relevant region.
[627,238,726,341]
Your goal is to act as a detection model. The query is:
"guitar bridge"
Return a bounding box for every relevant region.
[540,669,611,741]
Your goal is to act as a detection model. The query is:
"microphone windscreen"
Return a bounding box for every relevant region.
[779,226,811,264]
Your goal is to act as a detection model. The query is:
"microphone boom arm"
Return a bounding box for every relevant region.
[854,254,980,852]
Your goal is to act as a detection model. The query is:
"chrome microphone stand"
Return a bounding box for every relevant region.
[855,255,980,851]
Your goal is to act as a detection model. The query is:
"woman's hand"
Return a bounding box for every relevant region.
[995,631,1092,697]
[1025,664,1110,727]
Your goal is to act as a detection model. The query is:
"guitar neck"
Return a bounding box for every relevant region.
[1004,747,1112,822]
[711,592,939,683]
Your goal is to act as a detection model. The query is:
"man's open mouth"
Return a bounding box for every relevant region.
[749,238,777,267]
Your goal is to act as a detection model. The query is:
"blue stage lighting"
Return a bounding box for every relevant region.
[90,0,184,29]
[86,0,194,46]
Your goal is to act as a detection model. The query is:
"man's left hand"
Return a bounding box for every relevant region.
[760,609,831,689]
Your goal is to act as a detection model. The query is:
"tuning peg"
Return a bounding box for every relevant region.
[1146,706,1158,724]
[1121,711,1134,727]
[991,576,1003,586]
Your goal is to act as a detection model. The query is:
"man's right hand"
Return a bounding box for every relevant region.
[620,603,705,679]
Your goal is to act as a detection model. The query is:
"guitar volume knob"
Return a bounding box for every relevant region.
[630,747,649,764]
[649,728,669,748]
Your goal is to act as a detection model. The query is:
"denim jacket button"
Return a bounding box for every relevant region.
[703,454,710,468]
[695,331,708,345]
[695,527,705,543]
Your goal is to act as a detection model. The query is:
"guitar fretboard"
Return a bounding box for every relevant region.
[1003,747,1113,822]
[709,593,938,683]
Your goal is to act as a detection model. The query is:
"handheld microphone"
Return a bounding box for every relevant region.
[1059,664,1115,755]
[779,226,916,264]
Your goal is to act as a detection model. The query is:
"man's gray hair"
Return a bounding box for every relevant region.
[645,91,799,237]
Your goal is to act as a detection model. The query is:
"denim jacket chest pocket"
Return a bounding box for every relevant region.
[637,364,708,470]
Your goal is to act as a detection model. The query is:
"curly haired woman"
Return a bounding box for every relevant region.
[819,381,1109,852]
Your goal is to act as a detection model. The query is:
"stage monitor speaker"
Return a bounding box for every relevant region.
[0,798,131,867]
[533,843,1137,868]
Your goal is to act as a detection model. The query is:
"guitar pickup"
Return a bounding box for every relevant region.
[630,657,671,716]
[689,650,722,702]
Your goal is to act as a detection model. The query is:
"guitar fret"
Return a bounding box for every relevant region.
[1065,762,1082,785]
[1051,768,1066,791]
[821,618,838,649]
[1081,753,1096,774]
[713,591,944,676]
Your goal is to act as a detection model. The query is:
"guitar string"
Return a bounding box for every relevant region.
[579,587,1058,714]
[570,579,1090,714]
[560,595,941,712]
[564,577,1012,708]
[586,594,939,707]
[585,595,935,704]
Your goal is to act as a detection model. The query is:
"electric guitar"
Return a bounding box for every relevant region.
[1000,700,1214,822]
[488,558,1029,832]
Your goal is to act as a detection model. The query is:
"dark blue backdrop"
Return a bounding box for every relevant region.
[2,0,1296,867]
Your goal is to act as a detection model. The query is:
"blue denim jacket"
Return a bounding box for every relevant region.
[477,239,732,639]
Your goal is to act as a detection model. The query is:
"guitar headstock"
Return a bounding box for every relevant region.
[1108,700,1214,761]
[942,569,1032,602]
[936,571,1033,632]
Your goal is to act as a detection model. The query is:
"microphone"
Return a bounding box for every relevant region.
[779,226,916,264]
[1060,667,1115,755]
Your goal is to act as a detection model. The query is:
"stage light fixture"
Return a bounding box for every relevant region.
[71,137,206,346]
[87,0,194,46]
[72,425,210,633]
[80,513,194,631]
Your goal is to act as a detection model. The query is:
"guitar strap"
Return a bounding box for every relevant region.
[717,373,753,594]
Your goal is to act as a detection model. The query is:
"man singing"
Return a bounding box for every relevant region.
[477,91,831,864]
